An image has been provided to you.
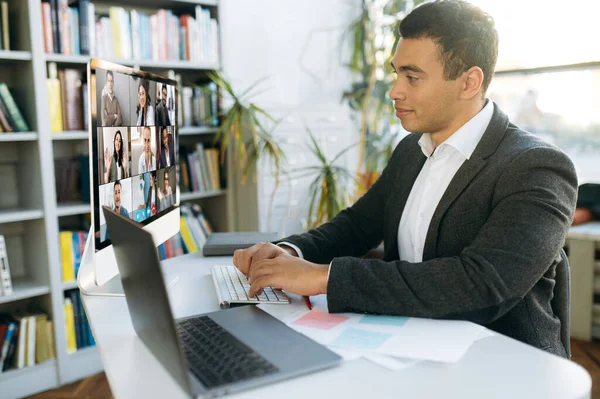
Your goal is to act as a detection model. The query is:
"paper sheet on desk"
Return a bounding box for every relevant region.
[258,293,491,364]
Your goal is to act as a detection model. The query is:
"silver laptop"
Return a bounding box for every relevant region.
[102,206,341,398]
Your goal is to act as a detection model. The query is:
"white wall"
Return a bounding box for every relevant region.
[220,0,361,234]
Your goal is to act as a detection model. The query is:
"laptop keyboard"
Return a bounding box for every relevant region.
[177,316,278,388]
[212,265,290,304]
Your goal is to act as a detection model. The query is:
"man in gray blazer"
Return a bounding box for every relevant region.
[234,0,577,357]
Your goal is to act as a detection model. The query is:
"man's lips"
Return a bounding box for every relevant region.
[395,108,413,118]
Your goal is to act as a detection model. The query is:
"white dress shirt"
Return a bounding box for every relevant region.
[398,100,493,262]
[138,153,156,174]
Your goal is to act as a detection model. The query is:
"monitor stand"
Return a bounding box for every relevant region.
[78,227,179,297]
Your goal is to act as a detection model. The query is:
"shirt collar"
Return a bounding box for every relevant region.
[418,100,494,160]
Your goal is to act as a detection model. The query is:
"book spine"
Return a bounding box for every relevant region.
[68,291,82,349]
[64,298,77,353]
[2,323,18,371]
[0,322,15,367]
[0,83,29,132]
[50,0,61,53]
[41,2,54,53]
[60,231,75,282]
[0,235,12,296]
[88,3,95,56]
[79,0,89,55]
[1,2,9,50]
[26,316,36,367]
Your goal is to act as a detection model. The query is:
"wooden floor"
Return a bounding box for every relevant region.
[26,339,600,399]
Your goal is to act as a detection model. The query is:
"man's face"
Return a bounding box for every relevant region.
[107,74,114,95]
[162,87,167,106]
[143,128,151,154]
[164,174,169,191]
[162,129,168,147]
[114,184,122,208]
[389,38,463,136]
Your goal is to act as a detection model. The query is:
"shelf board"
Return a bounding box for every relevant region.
[180,189,226,201]
[63,280,78,291]
[61,345,103,386]
[0,359,58,398]
[0,50,32,61]
[179,126,219,136]
[45,54,219,70]
[57,202,91,217]
[0,278,51,304]
[52,131,89,140]
[0,132,38,141]
[0,208,44,224]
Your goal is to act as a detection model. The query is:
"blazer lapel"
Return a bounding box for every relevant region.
[422,103,510,261]
[385,142,427,261]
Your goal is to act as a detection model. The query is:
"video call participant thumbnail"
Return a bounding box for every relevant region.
[101,70,123,127]
[156,83,171,127]
[134,78,155,126]
[100,179,132,241]
[132,171,158,222]
[158,126,175,169]
[131,126,157,175]
[102,128,130,184]
[157,167,175,212]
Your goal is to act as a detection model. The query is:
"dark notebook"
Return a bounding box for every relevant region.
[202,232,280,256]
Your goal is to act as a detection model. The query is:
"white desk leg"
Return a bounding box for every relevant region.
[568,238,595,341]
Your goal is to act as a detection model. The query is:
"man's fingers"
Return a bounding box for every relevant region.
[251,243,281,263]
[233,244,263,275]
[249,276,275,298]
[248,259,274,283]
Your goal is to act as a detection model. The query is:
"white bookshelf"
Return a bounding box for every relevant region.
[51,131,89,140]
[0,132,38,141]
[0,0,228,398]
[56,202,91,217]
[0,50,33,61]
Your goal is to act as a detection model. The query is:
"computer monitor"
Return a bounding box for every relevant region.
[82,59,180,295]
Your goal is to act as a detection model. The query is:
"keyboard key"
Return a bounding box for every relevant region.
[212,265,290,305]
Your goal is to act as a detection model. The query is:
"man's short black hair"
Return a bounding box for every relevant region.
[114,179,121,189]
[107,70,114,79]
[399,0,498,94]
[162,84,167,91]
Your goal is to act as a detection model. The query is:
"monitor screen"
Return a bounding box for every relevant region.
[89,59,179,252]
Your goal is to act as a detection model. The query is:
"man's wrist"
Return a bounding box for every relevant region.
[279,244,298,257]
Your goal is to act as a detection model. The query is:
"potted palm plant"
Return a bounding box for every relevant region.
[207,71,286,185]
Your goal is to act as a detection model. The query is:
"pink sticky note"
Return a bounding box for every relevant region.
[292,309,349,330]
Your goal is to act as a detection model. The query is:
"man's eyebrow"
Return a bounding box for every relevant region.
[399,64,426,74]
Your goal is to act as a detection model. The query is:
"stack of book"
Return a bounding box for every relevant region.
[157,204,214,260]
[180,82,219,128]
[41,1,220,65]
[179,143,221,193]
[0,82,30,133]
[0,312,56,372]
[46,63,88,132]
[59,230,89,283]
[63,289,95,353]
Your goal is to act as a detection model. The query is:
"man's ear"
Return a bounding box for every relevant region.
[461,66,484,100]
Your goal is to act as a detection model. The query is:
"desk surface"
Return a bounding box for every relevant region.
[82,253,591,399]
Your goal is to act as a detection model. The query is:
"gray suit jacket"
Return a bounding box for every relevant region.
[281,104,577,357]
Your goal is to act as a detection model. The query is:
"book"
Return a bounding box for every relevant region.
[35,314,49,364]
[3,322,18,371]
[13,315,27,369]
[46,320,56,359]
[0,83,30,132]
[26,316,37,367]
[0,321,13,369]
[47,62,64,133]
[42,2,54,53]
[64,298,77,353]
[60,231,75,282]
[1,2,9,50]
[0,235,12,296]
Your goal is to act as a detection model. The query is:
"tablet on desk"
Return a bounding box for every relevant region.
[202,232,280,256]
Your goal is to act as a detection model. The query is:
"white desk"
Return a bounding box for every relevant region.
[82,253,591,399]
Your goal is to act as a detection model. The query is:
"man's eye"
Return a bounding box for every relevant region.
[407,76,418,82]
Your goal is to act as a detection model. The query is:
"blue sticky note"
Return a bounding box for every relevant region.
[331,327,391,350]
[360,315,409,327]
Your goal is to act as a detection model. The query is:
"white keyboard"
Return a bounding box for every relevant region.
[210,265,290,309]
